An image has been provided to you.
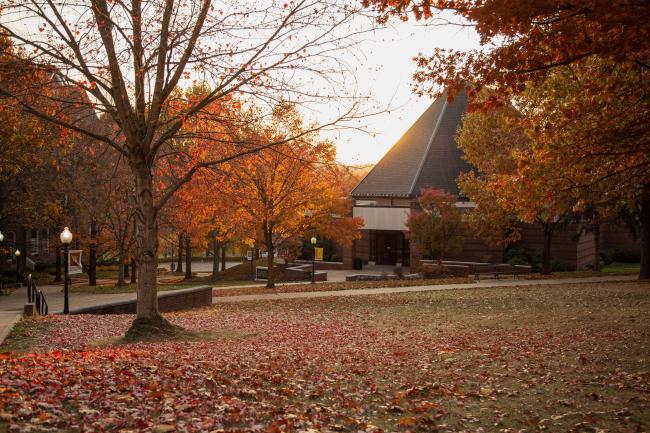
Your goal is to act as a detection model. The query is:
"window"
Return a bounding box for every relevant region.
[30,230,39,256]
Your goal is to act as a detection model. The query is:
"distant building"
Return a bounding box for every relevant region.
[348,90,638,270]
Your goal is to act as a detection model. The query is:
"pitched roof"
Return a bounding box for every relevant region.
[351,90,470,198]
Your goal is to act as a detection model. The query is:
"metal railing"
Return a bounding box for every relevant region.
[26,274,48,315]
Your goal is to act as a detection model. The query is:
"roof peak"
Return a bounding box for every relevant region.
[351,90,470,198]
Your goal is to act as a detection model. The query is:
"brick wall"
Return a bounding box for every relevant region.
[516,224,581,269]
[600,222,640,252]
[70,286,213,314]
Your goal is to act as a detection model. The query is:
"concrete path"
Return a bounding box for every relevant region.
[212,275,638,303]
[0,284,140,344]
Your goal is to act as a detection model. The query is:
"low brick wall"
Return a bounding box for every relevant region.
[294,260,348,270]
[70,286,213,315]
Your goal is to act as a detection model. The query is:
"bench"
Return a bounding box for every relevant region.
[419,260,532,280]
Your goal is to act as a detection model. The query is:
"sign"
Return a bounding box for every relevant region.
[255,266,268,280]
[68,250,83,275]
[314,247,324,261]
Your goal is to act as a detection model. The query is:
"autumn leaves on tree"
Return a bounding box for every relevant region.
[0,0,370,334]
[368,0,650,277]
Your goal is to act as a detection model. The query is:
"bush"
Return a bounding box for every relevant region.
[505,246,541,269]
[550,259,575,272]
[613,249,641,263]
[600,250,615,265]
[421,265,452,279]
[601,248,640,264]
[352,258,363,270]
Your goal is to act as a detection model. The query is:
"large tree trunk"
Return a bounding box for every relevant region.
[176,233,183,273]
[116,246,126,287]
[265,229,275,289]
[55,245,62,282]
[221,245,227,272]
[640,183,650,279]
[541,222,554,275]
[89,219,97,286]
[130,257,137,284]
[185,235,192,280]
[130,163,164,328]
[211,239,220,282]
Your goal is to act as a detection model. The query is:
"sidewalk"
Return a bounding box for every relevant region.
[0,284,140,344]
[212,274,638,303]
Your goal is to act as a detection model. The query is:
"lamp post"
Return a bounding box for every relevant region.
[60,227,73,314]
[248,240,255,280]
[14,249,20,288]
[310,236,317,284]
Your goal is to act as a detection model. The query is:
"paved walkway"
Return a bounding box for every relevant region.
[0,284,140,344]
[212,275,638,303]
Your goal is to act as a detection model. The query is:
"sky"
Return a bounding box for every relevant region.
[1,3,480,166]
[329,20,480,165]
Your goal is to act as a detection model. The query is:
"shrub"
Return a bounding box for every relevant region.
[550,259,575,272]
[612,249,641,263]
[600,250,615,265]
[352,258,363,270]
[601,248,640,264]
[421,264,452,279]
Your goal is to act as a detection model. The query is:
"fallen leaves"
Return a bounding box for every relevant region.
[0,281,649,432]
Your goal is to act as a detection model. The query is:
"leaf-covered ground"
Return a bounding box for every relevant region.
[212,277,473,297]
[1,281,649,433]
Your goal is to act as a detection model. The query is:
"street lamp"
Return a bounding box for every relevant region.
[60,227,73,314]
[244,239,255,280]
[310,236,317,284]
[14,249,21,288]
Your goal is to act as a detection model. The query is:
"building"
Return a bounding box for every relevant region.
[349,90,639,270]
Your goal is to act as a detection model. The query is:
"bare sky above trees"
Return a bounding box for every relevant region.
[0,3,479,165]
[323,16,479,164]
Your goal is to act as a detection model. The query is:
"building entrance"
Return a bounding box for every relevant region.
[369,230,409,266]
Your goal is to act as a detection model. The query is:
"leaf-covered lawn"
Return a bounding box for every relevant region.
[1,281,649,432]
[212,277,473,297]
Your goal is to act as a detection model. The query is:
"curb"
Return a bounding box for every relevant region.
[0,312,22,345]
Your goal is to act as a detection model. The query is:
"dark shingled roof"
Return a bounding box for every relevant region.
[351,90,470,198]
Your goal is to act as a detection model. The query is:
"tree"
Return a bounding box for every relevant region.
[516,59,649,276]
[224,103,362,288]
[0,0,370,334]
[457,98,581,274]
[0,37,72,230]
[365,0,650,278]
[407,188,465,262]
[365,0,649,100]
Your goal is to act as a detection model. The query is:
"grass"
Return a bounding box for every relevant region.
[212,277,474,297]
[1,280,649,431]
[68,282,201,294]
[602,261,640,273]
[0,317,51,353]
[67,278,255,294]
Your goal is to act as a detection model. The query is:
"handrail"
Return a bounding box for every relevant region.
[26,274,48,316]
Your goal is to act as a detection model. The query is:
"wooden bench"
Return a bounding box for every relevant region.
[420,260,532,280]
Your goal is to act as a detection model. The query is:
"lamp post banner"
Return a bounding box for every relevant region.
[68,250,83,275]
[314,247,324,261]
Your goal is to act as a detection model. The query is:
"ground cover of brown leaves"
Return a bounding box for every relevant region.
[1,281,649,433]
[212,278,473,297]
